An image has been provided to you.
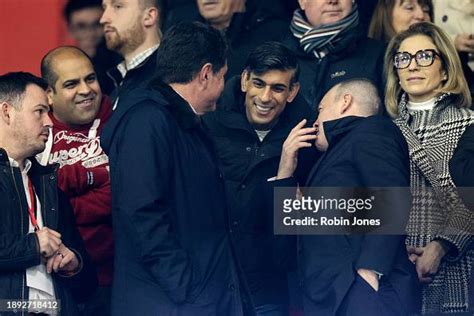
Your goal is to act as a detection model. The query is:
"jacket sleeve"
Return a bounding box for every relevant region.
[54,189,98,302]
[441,124,474,259]
[57,164,109,197]
[351,132,411,275]
[0,233,41,271]
[450,125,474,187]
[69,184,111,226]
[113,104,199,304]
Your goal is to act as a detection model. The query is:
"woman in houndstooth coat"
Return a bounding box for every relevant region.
[384,22,474,314]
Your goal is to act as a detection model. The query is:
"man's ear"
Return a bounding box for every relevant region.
[143,7,159,27]
[340,94,353,114]
[46,87,54,107]
[240,70,250,92]
[198,63,213,90]
[298,0,307,10]
[0,102,12,124]
[287,82,300,103]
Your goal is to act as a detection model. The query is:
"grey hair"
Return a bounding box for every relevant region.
[333,78,381,115]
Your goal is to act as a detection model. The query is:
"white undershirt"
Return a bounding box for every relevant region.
[255,130,270,142]
[8,158,56,312]
[406,98,436,113]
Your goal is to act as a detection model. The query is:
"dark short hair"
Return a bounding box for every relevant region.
[244,42,300,87]
[0,72,48,109]
[41,46,93,90]
[155,22,228,84]
[63,0,102,24]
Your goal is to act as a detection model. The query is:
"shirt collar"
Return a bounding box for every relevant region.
[117,44,159,78]
[8,157,32,173]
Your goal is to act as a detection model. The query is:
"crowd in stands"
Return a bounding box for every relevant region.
[0,0,473,315]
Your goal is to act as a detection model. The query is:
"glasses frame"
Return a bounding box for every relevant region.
[393,49,441,70]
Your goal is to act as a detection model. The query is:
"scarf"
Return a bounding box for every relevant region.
[290,2,359,59]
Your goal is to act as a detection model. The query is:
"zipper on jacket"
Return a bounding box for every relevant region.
[41,175,47,227]
[8,166,26,314]
[254,144,259,157]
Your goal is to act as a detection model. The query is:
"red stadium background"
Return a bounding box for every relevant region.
[0,0,74,76]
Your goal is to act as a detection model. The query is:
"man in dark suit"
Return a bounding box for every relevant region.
[275,78,420,316]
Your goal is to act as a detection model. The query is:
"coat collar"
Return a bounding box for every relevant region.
[213,76,250,130]
[323,116,367,149]
[148,78,201,130]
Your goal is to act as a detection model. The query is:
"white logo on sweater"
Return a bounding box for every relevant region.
[54,131,90,144]
[49,136,108,168]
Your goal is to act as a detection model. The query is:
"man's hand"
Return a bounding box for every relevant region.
[409,241,449,283]
[454,34,474,53]
[35,227,62,258]
[46,243,80,274]
[357,268,379,291]
[277,119,316,179]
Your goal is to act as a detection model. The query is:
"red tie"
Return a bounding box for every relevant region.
[27,178,40,232]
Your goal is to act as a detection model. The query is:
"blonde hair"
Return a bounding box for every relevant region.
[384,22,472,118]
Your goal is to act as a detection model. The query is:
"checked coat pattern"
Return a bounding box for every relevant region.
[394,93,474,314]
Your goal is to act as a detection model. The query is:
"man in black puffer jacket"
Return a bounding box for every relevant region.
[204,42,319,315]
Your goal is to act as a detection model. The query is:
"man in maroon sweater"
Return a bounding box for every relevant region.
[40,46,113,316]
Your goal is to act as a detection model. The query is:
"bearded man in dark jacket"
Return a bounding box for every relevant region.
[203,42,318,315]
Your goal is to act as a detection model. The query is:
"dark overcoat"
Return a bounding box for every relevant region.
[101,79,249,316]
[295,116,420,315]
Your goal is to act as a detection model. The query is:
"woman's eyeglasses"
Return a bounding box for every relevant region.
[393,49,440,69]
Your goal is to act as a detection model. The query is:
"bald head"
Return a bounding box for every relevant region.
[331,79,381,116]
[40,46,102,128]
[315,79,381,151]
[41,46,94,91]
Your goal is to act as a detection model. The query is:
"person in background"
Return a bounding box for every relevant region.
[0,72,97,316]
[284,0,385,112]
[368,0,432,43]
[40,46,114,316]
[165,0,289,79]
[433,0,474,96]
[64,0,122,95]
[384,22,473,314]
[100,0,163,106]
